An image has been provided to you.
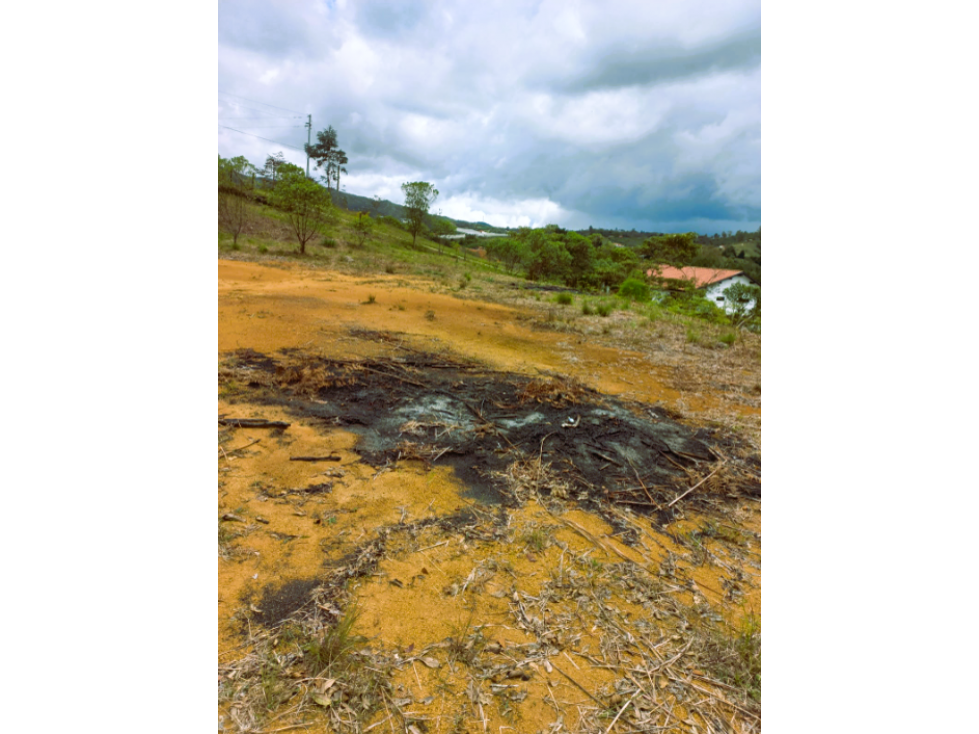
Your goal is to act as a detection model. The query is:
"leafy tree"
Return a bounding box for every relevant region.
[263,151,285,188]
[722,283,761,326]
[351,211,375,248]
[525,229,571,282]
[641,232,701,267]
[329,149,348,192]
[276,161,305,179]
[401,182,439,248]
[561,232,596,288]
[430,216,457,254]
[485,238,529,273]
[218,155,258,246]
[276,171,336,254]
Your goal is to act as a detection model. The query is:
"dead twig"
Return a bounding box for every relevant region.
[666,462,726,508]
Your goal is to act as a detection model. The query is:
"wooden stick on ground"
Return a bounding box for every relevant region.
[219,418,291,429]
[666,462,726,508]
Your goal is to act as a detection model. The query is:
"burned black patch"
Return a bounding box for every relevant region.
[224,347,760,512]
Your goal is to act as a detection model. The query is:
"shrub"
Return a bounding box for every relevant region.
[595,303,613,317]
[321,236,338,248]
[555,292,573,305]
[581,301,595,316]
[719,331,737,346]
[617,278,650,302]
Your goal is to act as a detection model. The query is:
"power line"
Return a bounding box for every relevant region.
[218,125,307,152]
[218,116,304,121]
[218,91,303,115]
[217,100,291,118]
[219,124,304,129]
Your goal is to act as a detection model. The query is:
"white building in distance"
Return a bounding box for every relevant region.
[646,265,756,314]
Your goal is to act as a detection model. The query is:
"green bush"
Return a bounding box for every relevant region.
[662,290,730,325]
[719,331,737,346]
[595,302,613,317]
[617,278,650,302]
[555,292,573,305]
[321,236,337,248]
[581,301,595,316]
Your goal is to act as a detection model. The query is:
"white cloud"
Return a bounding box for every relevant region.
[440,193,571,229]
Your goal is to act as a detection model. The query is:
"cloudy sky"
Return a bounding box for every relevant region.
[218,0,760,234]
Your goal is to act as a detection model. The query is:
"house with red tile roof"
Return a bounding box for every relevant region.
[646,265,756,314]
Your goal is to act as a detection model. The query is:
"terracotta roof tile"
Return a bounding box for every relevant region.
[645,265,744,288]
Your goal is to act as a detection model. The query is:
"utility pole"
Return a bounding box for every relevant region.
[305,114,312,178]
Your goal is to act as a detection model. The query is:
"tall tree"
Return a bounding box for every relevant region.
[263,151,285,188]
[331,149,348,192]
[305,126,339,188]
[561,232,596,288]
[401,182,439,248]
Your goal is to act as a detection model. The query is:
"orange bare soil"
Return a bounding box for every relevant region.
[218,258,761,734]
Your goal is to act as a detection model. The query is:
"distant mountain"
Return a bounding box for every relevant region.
[328,188,509,233]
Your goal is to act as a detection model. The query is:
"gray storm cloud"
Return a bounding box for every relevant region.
[218,0,760,234]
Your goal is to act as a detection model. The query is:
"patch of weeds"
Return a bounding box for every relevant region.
[581,301,595,316]
[686,327,702,344]
[219,379,240,399]
[701,520,747,547]
[321,236,338,248]
[700,611,761,704]
[595,302,613,317]
[384,263,396,274]
[554,292,573,305]
[259,653,290,710]
[297,607,391,722]
[425,310,436,321]
[364,294,377,305]
[219,522,238,546]
[719,331,737,346]
[302,607,365,677]
[522,526,551,552]
[258,243,268,254]
[446,609,485,667]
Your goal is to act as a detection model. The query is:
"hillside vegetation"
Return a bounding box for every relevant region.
[218,157,760,332]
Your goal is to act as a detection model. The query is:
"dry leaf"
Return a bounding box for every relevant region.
[420,656,441,669]
[311,692,332,707]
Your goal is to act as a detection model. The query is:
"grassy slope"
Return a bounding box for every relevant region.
[219,194,758,349]
[219,195,508,276]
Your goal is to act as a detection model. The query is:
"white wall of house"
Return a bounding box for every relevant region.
[704,274,755,314]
